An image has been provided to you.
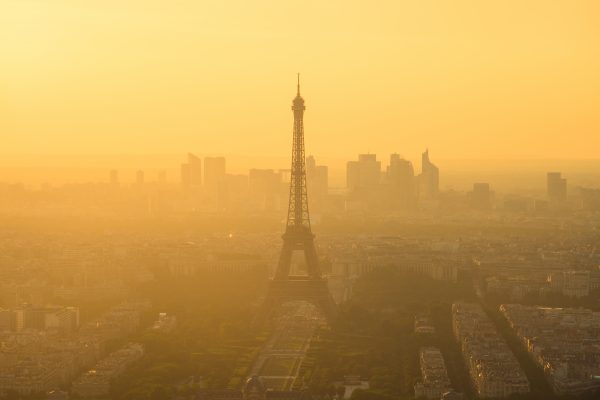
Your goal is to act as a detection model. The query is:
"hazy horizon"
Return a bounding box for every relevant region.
[2,3,600,399]
[2,152,600,191]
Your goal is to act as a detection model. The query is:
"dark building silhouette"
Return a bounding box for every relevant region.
[387,153,416,210]
[248,168,281,212]
[470,182,492,210]
[418,149,439,200]
[306,155,328,209]
[547,172,567,202]
[204,156,226,209]
[346,154,381,191]
[204,157,226,191]
[181,153,202,190]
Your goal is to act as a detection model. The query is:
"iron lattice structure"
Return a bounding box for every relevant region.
[259,76,337,323]
[286,75,311,230]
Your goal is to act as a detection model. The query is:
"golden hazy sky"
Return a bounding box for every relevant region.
[2,0,599,160]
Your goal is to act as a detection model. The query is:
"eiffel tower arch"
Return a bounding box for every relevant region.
[259,75,337,322]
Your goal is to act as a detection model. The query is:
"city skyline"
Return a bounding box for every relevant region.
[2,3,600,399]
[3,152,600,191]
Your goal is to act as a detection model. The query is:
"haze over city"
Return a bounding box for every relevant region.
[1,2,600,400]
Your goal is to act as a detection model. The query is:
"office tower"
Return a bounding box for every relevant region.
[181,153,202,190]
[346,154,381,191]
[314,166,328,196]
[249,169,281,211]
[306,155,329,206]
[359,154,381,187]
[307,155,316,173]
[547,172,567,202]
[204,157,226,191]
[418,149,439,199]
[388,153,416,209]
[260,76,336,322]
[471,182,492,210]
[136,170,144,185]
[346,160,360,191]
[188,153,202,188]
[109,169,119,186]
[204,156,226,208]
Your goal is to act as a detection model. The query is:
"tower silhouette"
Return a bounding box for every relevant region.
[259,75,337,321]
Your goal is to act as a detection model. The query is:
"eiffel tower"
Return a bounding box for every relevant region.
[260,75,337,322]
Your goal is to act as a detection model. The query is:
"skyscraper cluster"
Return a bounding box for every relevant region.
[181,153,203,190]
[104,153,578,216]
[345,149,439,211]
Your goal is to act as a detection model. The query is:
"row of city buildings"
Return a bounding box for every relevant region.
[485,268,600,301]
[71,342,144,399]
[413,347,452,399]
[0,305,79,333]
[500,304,600,395]
[0,301,149,396]
[452,302,530,398]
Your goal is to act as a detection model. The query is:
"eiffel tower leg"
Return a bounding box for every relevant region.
[274,241,293,280]
[303,238,320,278]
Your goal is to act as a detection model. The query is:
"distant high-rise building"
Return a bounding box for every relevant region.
[387,153,416,209]
[346,154,381,191]
[204,157,226,208]
[471,182,492,210]
[136,170,144,185]
[306,155,328,207]
[204,157,226,190]
[181,153,202,190]
[109,169,119,186]
[189,154,202,188]
[346,161,360,191]
[547,172,567,202]
[249,168,281,211]
[418,149,439,199]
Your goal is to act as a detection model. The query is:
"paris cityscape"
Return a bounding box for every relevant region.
[2,1,600,400]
